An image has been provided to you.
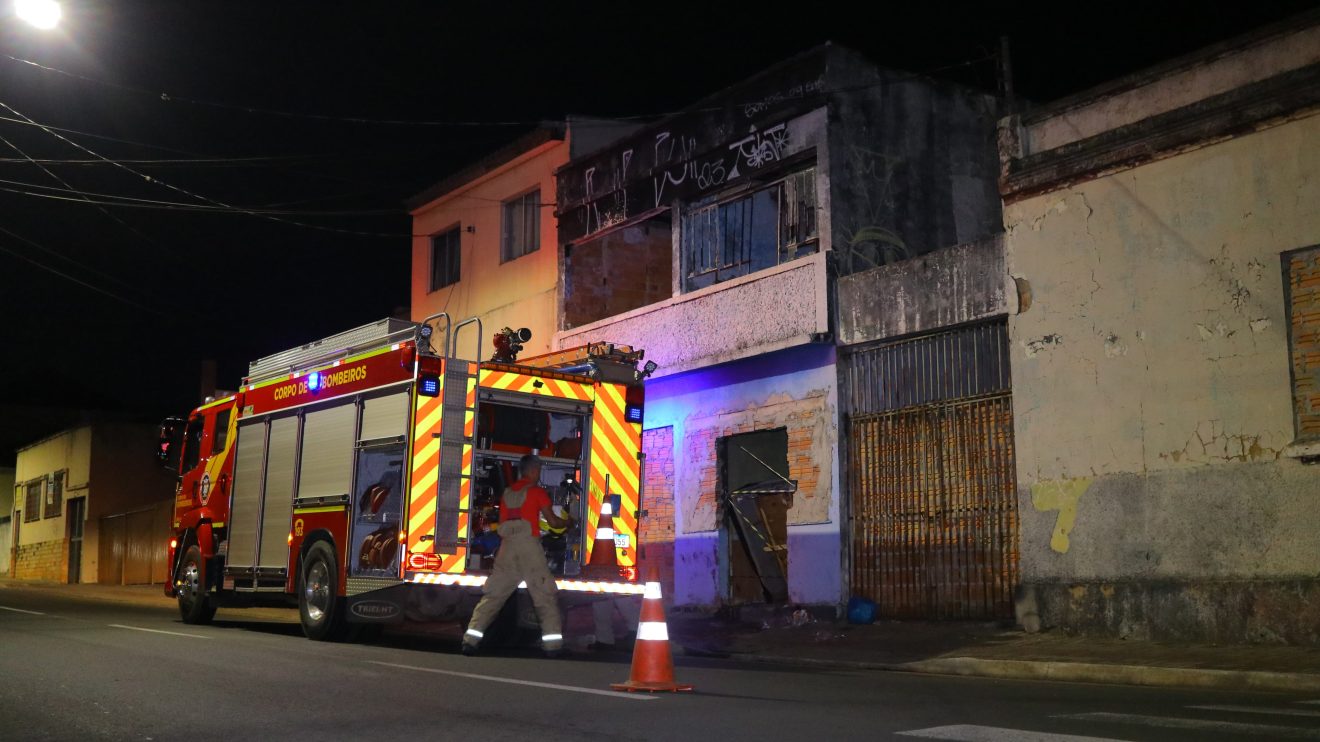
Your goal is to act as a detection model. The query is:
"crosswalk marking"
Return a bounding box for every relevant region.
[1060,712,1320,739]
[1190,704,1320,718]
[897,725,1126,741]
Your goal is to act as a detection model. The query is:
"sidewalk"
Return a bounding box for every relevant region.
[7,577,1319,692]
[666,609,1320,693]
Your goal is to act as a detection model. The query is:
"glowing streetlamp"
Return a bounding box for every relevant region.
[15,0,61,30]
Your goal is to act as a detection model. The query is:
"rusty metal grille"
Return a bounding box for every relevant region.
[845,322,1019,620]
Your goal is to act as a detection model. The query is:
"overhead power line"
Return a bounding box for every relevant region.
[0,175,400,215]
[0,98,410,238]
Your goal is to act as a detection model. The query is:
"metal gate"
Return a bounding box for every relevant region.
[844,321,1019,620]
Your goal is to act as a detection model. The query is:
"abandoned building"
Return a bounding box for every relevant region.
[996,15,1320,642]
[553,43,1005,609]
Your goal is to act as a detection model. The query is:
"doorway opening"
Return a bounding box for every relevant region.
[718,428,794,604]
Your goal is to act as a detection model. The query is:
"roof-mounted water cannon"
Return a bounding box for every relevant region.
[491,327,532,363]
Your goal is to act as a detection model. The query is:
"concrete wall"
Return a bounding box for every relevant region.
[1004,112,1320,642]
[556,252,829,378]
[1020,23,1320,155]
[1,466,13,575]
[837,235,1012,345]
[827,64,1003,275]
[642,344,841,607]
[410,139,568,359]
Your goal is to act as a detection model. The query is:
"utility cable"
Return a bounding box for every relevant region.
[0,98,408,238]
[0,129,172,261]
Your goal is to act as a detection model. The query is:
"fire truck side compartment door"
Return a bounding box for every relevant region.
[359,391,409,443]
[256,415,298,569]
[297,403,356,501]
[226,419,268,570]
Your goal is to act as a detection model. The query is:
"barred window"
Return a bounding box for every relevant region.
[681,168,817,292]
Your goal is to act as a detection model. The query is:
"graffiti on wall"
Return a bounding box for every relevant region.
[1030,478,1092,553]
[651,122,791,209]
[838,144,911,274]
[557,61,828,245]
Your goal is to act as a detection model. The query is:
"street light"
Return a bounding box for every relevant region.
[15,0,61,30]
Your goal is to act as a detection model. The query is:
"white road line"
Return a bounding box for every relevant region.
[0,606,45,615]
[1060,712,1320,739]
[1301,700,1320,706]
[366,660,658,701]
[897,725,1126,741]
[108,624,211,639]
[1190,704,1320,718]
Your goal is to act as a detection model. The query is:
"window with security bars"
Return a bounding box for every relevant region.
[681,168,818,292]
[1286,245,1320,440]
[24,480,41,523]
[501,189,541,262]
[429,227,461,291]
[44,471,63,519]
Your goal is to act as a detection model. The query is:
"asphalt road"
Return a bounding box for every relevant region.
[2,586,1319,741]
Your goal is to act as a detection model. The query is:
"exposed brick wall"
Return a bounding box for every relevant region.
[564,221,672,329]
[640,427,676,600]
[1290,247,1320,438]
[13,538,66,582]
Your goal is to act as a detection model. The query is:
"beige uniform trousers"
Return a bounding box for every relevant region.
[463,519,563,650]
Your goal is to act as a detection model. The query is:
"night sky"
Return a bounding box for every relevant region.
[0,0,1314,462]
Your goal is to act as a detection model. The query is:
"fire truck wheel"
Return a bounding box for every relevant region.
[177,545,217,624]
[299,541,349,641]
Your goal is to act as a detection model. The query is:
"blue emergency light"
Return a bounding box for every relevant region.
[308,371,321,391]
[419,374,440,397]
[625,404,643,423]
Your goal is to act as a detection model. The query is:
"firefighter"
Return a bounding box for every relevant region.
[462,454,575,657]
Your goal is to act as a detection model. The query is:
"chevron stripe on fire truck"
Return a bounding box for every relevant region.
[585,382,640,568]
[406,381,443,554]
[478,369,593,401]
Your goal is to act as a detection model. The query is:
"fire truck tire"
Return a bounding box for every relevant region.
[299,541,350,642]
[176,545,217,624]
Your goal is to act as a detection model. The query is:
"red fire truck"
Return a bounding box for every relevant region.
[161,315,653,641]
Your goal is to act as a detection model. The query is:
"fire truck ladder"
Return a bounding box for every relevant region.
[431,318,482,556]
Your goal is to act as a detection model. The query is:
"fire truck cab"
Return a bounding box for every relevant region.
[161,315,652,642]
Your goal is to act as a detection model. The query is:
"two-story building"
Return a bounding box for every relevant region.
[11,423,174,583]
[407,118,638,357]
[553,44,1005,609]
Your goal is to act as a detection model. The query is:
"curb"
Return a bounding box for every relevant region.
[696,648,1320,693]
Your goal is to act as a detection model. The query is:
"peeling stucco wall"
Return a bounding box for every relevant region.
[1005,113,1320,590]
[836,235,1012,345]
[642,344,841,607]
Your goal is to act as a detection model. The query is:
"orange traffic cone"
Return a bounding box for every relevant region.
[584,500,619,578]
[611,570,692,693]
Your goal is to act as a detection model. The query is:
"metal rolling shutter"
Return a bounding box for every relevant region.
[226,420,267,569]
[359,391,409,442]
[297,403,356,499]
[256,416,299,569]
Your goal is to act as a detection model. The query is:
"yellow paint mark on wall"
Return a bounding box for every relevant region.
[1030,478,1092,553]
